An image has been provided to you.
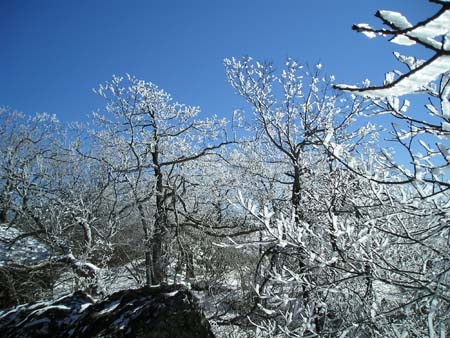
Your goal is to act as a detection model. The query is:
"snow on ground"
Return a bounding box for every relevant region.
[0,224,50,266]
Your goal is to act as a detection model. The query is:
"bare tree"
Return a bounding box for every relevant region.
[0,108,110,304]
[225,58,365,224]
[90,74,233,285]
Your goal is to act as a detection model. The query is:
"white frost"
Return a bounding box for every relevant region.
[378,10,412,30]
[355,23,376,38]
[442,122,450,132]
[437,143,450,160]
[390,34,416,46]
[355,55,450,97]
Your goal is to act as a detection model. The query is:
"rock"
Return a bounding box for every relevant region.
[0,284,215,338]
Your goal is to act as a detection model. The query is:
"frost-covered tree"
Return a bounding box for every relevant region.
[0,108,60,226]
[89,74,232,286]
[233,178,449,337]
[222,8,450,333]
[335,0,450,196]
[329,1,450,336]
[0,108,111,305]
[225,58,365,223]
[221,59,385,335]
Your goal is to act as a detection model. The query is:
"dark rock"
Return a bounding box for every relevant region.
[0,284,215,338]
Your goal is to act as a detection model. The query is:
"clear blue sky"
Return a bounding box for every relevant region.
[0,0,437,122]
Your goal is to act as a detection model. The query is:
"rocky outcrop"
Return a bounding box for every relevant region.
[0,284,215,338]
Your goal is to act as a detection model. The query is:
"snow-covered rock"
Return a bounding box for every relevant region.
[0,284,216,338]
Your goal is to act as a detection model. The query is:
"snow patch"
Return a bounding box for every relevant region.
[97,300,121,315]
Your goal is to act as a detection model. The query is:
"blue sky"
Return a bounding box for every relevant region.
[0,0,438,122]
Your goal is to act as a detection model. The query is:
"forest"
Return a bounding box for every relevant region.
[0,1,449,337]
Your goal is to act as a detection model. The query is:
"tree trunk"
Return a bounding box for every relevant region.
[186,252,195,279]
[0,179,12,223]
[151,229,165,284]
[292,164,302,225]
[144,250,153,286]
[151,148,167,285]
[0,208,7,224]
[137,202,152,286]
